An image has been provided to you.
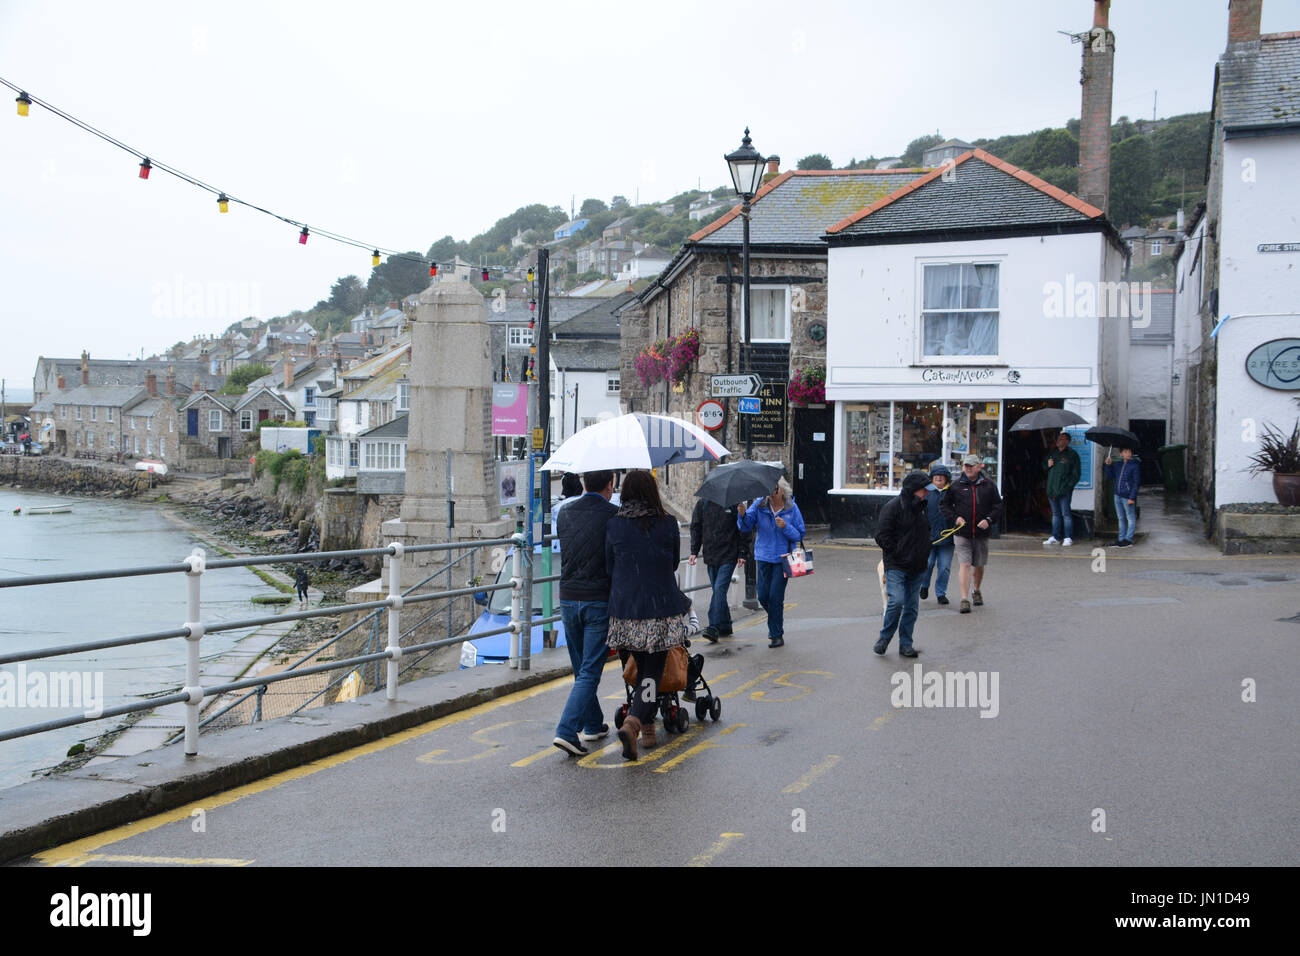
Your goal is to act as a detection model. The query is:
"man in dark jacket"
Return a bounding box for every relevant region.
[689,498,744,643]
[941,454,1004,614]
[553,469,618,756]
[1044,431,1082,546]
[921,464,954,604]
[873,471,932,657]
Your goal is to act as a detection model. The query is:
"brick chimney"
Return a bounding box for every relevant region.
[193,375,201,393]
[766,154,781,176]
[145,371,158,397]
[57,375,66,390]
[80,350,90,386]
[165,364,176,397]
[309,339,318,359]
[1228,0,1262,45]
[283,358,295,389]
[1078,0,1114,215]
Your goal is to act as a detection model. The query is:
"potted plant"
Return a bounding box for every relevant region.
[788,364,826,407]
[1244,404,1300,505]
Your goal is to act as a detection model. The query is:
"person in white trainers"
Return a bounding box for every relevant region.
[1043,431,1081,547]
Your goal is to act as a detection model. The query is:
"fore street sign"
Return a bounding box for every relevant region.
[711,374,763,398]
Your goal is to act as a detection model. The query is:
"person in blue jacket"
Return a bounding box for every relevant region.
[1104,447,1141,548]
[920,464,954,604]
[737,476,806,648]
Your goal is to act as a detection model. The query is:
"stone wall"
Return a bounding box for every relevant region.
[0,455,158,497]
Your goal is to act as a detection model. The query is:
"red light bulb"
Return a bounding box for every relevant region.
[299,227,309,245]
[138,158,152,180]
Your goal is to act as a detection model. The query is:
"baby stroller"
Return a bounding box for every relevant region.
[613,608,723,736]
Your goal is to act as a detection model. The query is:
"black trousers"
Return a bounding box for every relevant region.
[626,650,666,724]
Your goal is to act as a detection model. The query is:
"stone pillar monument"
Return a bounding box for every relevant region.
[381,281,514,570]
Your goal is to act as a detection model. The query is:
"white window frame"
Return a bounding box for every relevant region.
[743,286,792,343]
[146,416,153,432]
[87,431,94,449]
[304,386,316,407]
[208,409,223,432]
[240,410,254,432]
[60,406,68,420]
[606,373,620,394]
[90,406,97,422]
[109,432,116,449]
[133,435,140,454]
[106,407,114,423]
[917,259,1002,363]
[169,418,174,433]
[146,436,152,455]
[1151,241,1163,257]
[397,383,409,412]
[75,406,82,421]
[508,326,534,348]
[131,416,136,430]
[348,441,359,468]
[160,437,165,458]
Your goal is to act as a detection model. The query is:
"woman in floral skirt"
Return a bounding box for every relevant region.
[605,470,693,761]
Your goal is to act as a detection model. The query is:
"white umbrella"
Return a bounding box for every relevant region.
[541,413,729,473]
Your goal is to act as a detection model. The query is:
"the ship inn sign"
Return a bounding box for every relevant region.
[1245,338,1300,391]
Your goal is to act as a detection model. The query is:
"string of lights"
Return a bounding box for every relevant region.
[3,76,532,282]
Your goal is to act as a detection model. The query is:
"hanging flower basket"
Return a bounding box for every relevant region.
[635,327,700,388]
[788,364,826,406]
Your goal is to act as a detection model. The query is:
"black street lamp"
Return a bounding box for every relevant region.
[725,128,765,459]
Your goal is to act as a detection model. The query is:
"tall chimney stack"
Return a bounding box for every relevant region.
[1078,0,1115,215]
[165,364,176,397]
[283,358,295,389]
[1228,0,1262,46]
[145,371,158,397]
[80,350,91,386]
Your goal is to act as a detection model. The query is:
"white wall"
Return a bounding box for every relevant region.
[551,366,621,442]
[1171,216,1207,447]
[1214,137,1300,505]
[1128,344,1171,423]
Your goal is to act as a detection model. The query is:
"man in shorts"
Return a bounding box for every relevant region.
[940,454,1003,614]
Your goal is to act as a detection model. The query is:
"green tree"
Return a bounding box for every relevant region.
[579,198,608,218]
[796,153,833,170]
[328,275,365,316]
[901,133,944,165]
[1109,135,1154,227]
[610,195,630,211]
[367,253,431,303]
[219,362,272,395]
[1025,128,1079,169]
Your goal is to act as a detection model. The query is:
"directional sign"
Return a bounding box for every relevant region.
[711,374,763,398]
[738,397,761,415]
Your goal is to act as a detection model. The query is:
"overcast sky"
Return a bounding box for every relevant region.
[2,0,1298,397]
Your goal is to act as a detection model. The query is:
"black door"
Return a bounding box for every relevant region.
[793,406,833,524]
[1127,419,1166,486]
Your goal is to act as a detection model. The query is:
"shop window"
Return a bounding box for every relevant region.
[922,263,999,357]
[844,400,1001,491]
[895,402,945,475]
[844,403,890,489]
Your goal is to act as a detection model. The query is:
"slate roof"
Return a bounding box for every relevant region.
[690,169,931,248]
[39,358,218,394]
[129,397,181,418]
[489,296,592,326]
[52,385,147,408]
[344,364,407,401]
[179,392,233,412]
[29,396,56,413]
[1219,32,1300,133]
[552,291,634,339]
[359,414,408,440]
[826,150,1105,240]
[235,387,294,412]
[551,340,621,372]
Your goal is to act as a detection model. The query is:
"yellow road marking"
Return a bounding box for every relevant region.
[34,676,572,866]
[654,723,748,773]
[577,723,704,769]
[687,832,743,867]
[70,854,253,867]
[782,754,842,794]
[511,746,561,768]
[721,670,779,699]
[749,670,834,703]
[418,720,535,764]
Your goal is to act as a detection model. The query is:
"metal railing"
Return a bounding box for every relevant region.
[0,528,711,759]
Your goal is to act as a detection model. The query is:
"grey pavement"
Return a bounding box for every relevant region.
[3,499,1298,866]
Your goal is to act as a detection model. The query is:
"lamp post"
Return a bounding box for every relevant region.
[725,128,765,459]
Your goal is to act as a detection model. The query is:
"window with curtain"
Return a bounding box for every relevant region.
[748,288,789,342]
[922,263,999,357]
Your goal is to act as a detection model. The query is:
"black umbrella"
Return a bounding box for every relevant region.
[695,460,785,508]
[1084,425,1140,451]
[1009,408,1088,432]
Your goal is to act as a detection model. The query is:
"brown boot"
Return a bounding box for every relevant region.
[618,716,641,761]
[640,719,657,750]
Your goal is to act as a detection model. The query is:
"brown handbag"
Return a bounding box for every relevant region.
[622,645,689,693]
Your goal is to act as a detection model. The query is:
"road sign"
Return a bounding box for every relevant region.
[696,399,725,431]
[738,397,761,415]
[711,374,763,398]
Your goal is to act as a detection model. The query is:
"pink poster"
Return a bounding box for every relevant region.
[492,384,529,437]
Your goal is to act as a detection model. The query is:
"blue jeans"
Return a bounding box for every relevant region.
[755,560,788,640]
[880,568,925,651]
[705,562,735,632]
[922,545,952,598]
[1049,495,1074,540]
[1114,496,1136,542]
[555,601,609,741]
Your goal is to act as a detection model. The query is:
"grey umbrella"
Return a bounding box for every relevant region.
[695,460,785,508]
[1008,408,1089,432]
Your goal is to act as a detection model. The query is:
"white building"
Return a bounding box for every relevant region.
[822,150,1127,536]
[1176,8,1300,509]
